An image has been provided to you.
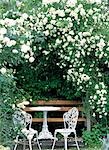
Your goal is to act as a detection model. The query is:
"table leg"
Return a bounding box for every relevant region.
[38,111,54,139]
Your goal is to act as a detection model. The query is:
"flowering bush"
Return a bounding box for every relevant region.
[0,0,109,146]
[24,0,109,118]
[0,145,10,150]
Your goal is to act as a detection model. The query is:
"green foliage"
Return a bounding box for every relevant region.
[0,0,109,147]
[15,62,77,100]
[0,73,30,146]
[0,0,41,15]
[82,124,109,147]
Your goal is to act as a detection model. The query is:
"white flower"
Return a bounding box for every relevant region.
[93,113,96,117]
[43,17,48,24]
[17,18,24,25]
[16,1,22,7]
[50,20,56,25]
[83,32,91,37]
[7,40,16,47]
[29,57,35,63]
[104,112,107,116]
[96,90,101,94]
[46,24,53,30]
[12,104,15,109]
[24,54,29,59]
[99,115,102,118]
[22,13,28,20]
[70,11,78,20]
[0,35,4,41]
[4,18,16,27]
[0,67,6,74]
[94,0,101,4]
[69,30,74,35]
[95,84,99,89]
[56,39,62,44]
[57,10,65,17]
[93,95,97,100]
[97,39,105,49]
[68,69,72,75]
[79,68,84,72]
[80,39,86,46]
[99,82,105,88]
[98,72,102,77]
[88,9,93,15]
[89,81,92,85]
[101,89,107,94]
[67,0,77,5]
[0,19,5,25]
[21,44,31,53]
[75,51,80,58]
[12,49,18,54]
[87,0,101,4]
[49,7,56,13]
[43,50,49,55]
[0,27,7,35]
[67,35,73,42]
[78,4,83,9]
[81,49,85,56]
[80,8,86,16]
[42,0,60,4]
[0,145,10,150]
[3,37,10,44]
[0,44,2,48]
[44,30,49,36]
[81,74,90,81]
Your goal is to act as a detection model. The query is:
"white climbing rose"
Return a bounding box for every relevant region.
[0,67,6,74]
[29,57,35,63]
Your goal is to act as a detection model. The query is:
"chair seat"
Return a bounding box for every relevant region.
[55,128,75,137]
[21,128,38,140]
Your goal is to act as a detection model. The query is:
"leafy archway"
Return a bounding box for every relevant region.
[0,0,109,146]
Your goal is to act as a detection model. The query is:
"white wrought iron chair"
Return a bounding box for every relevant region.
[13,109,41,150]
[52,107,80,150]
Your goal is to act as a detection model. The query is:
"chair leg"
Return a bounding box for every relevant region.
[64,137,68,150]
[23,139,26,150]
[52,132,57,150]
[52,139,56,150]
[28,139,32,150]
[14,143,18,150]
[13,135,19,150]
[36,138,41,150]
[35,133,41,150]
[74,132,80,150]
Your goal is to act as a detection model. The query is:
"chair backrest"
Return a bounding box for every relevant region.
[13,109,32,129]
[63,107,79,129]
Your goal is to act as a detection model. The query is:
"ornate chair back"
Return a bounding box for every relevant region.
[63,107,79,130]
[13,109,32,129]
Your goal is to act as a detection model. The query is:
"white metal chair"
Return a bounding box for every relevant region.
[13,109,41,150]
[52,107,80,150]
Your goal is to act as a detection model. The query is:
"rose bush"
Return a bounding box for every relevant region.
[0,0,109,146]
[25,0,109,118]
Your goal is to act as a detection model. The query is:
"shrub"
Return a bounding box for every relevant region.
[82,123,109,147]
